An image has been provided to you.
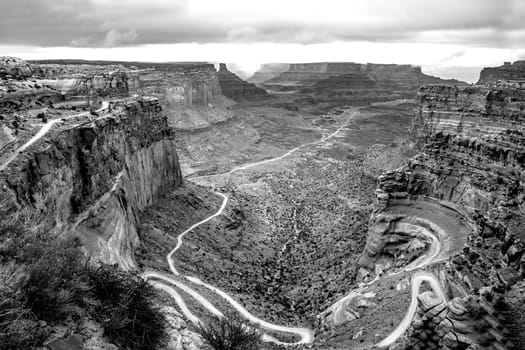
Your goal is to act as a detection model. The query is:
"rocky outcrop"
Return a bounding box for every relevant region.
[406,289,510,350]
[0,97,182,269]
[40,72,140,98]
[264,62,464,105]
[246,63,290,84]
[478,61,525,84]
[216,63,269,101]
[0,58,139,113]
[138,63,235,129]
[0,56,43,79]
[357,80,525,349]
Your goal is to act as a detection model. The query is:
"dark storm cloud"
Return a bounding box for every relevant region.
[0,0,524,48]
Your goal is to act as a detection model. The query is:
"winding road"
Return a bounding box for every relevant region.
[375,271,447,348]
[145,109,359,345]
[190,109,359,181]
[0,101,111,173]
[1,104,452,348]
[143,107,453,347]
[0,111,92,172]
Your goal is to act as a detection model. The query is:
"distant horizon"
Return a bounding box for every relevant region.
[3,0,524,84]
[5,53,509,83]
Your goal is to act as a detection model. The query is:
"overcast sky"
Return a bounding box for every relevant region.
[1,0,524,81]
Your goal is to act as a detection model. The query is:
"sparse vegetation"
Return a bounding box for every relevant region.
[0,222,166,350]
[196,314,262,350]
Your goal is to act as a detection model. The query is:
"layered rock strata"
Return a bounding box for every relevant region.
[138,63,234,128]
[478,61,525,84]
[216,63,269,101]
[0,97,182,269]
[357,80,525,349]
[264,62,464,105]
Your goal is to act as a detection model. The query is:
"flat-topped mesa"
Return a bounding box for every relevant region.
[264,62,464,104]
[216,63,269,101]
[0,97,183,269]
[477,60,525,84]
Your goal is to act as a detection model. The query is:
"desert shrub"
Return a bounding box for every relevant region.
[0,264,48,350]
[196,314,261,350]
[88,264,166,350]
[0,223,166,350]
[23,237,94,322]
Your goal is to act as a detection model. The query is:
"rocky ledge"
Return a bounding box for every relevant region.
[357,80,525,349]
[478,61,525,84]
[0,97,183,269]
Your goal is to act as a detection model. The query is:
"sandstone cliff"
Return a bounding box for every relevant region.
[138,63,235,129]
[264,62,465,105]
[0,97,182,269]
[478,61,525,84]
[216,63,269,101]
[358,81,525,349]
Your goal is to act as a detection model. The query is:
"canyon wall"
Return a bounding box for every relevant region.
[478,61,525,84]
[357,81,525,349]
[216,63,269,101]
[1,57,140,113]
[263,62,464,105]
[138,63,235,129]
[0,98,182,269]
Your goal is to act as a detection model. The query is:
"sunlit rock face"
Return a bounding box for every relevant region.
[216,63,269,101]
[138,63,235,129]
[0,98,182,269]
[40,72,139,97]
[477,61,525,84]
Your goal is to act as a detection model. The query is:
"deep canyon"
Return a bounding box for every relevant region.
[1,56,524,350]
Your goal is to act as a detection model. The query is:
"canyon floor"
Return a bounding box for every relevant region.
[139,101,417,348]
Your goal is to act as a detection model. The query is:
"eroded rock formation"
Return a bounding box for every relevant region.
[138,63,235,129]
[216,63,269,101]
[0,97,182,269]
[478,61,525,84]
[264,62,465,105]
[358,79,525,349]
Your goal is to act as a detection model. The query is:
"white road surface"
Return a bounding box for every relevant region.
[0,111,90,172]
[146,110,360,345]
[375,271,447,348]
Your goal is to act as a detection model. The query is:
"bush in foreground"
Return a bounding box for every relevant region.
[196,314,262,350]
[0,223,166,350]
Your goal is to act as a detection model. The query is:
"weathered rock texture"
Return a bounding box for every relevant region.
[138,63,235,129]
[0,56,44,79]
[216,63,269,101]
[358,80,525,349]
[264,62,464,105]
[0,97,182,269]
[1,58,139,113]
[478,61,525,84]
[39,72,139,98]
